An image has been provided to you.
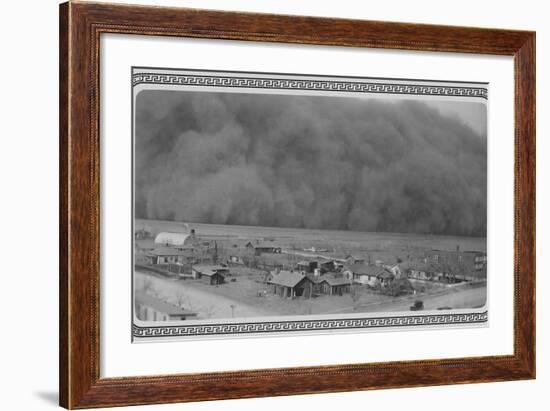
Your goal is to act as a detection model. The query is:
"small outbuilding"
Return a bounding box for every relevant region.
[191,265,228,285]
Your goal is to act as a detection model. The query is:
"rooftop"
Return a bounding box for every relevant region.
[134,292,197,317]
[268,270,309,288]
[192,265,228,276]
[346,263,387,277]
[317,274,351,286]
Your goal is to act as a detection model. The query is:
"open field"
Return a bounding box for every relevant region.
[136,219,486,255]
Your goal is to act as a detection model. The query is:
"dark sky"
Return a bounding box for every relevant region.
[135,90,487,237]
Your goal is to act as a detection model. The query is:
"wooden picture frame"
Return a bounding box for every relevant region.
[59,1,535,408]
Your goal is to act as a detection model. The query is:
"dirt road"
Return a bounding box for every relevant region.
[330,285,487,314]
[135,271,272,319]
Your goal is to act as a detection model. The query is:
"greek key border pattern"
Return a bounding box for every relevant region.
[132,69,488,339]
[133,311,488,339]
[132,73,488,99]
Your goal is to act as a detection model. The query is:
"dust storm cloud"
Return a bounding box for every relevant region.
[135,90,487,237]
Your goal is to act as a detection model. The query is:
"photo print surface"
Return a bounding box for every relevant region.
[132,68,488,341]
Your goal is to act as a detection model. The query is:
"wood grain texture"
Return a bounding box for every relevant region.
[59,1,536,409]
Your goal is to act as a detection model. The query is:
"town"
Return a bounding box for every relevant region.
[134,221,487,322]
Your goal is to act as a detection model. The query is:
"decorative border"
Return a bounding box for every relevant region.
[134,311,488,339]
[132,68,488,340]
[132,71,488,99]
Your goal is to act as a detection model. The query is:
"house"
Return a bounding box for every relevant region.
[134,292,197,321]
[315,274,351,296]
[403,261,447,282]
[403,261,433,281]
[191,265,228,285]
[344,263,388,286]
[473,252,487,271]
[424,248,487,279]
[145,247,194,265]
[267,270,314,298]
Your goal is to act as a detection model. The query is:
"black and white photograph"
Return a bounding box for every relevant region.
[132,68,488,340]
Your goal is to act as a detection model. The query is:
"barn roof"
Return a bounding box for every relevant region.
[154,232,191,246]
[134,292,197,317]
[268,271,309,288]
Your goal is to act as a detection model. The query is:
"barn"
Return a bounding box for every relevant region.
[154,232,193,247]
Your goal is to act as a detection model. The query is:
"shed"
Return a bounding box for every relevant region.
[192,265,228,285]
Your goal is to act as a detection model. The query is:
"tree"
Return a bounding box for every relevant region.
[386,278,415,297]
